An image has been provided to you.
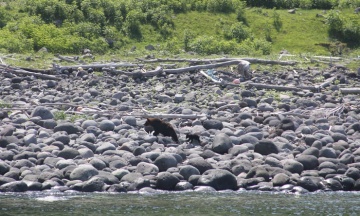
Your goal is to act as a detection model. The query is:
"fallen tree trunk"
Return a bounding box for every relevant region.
[1,64,61,80]
[247,83,301,91]
[103,66,163,77]
[55,54,81,63]
[163,60,250,74]
[315,75,338,90]
[53,62,144,73]
[340,88,360,94]
[137,57,297,66]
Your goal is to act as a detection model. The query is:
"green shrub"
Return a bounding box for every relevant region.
[0,29,34,53]
[238,38,272,55]
[235,1,248,24]
[342,21,360,45]
[224,22,251,42]
[0,7,10,28]
[298,0,313,9]
[67,22,102,39]
[337,0,360,8]
[122,10,143,39]
[183,29,195,52]
[273,10,283,32]
[207,0,235,13]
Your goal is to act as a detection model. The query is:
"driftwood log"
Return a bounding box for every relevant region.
[340,88,360,94]
[163,60,250,74]
[103,66,163,77]
[0,64,60,80]
[53,62,144,73]
[247,83,301,91]
[136,57,297,66]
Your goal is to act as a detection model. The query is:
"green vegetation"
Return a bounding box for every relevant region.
[54,110,92,122]
[0,0,359,56]
[0,100,11,109]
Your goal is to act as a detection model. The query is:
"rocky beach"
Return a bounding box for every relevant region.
[1,57,360,194]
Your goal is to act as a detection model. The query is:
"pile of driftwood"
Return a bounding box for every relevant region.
[0,54,359,94]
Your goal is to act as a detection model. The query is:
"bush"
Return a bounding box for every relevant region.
[189,35,240,55]
[183,29,195,52]
[234,1,248,24]
[273,10,283,32]
[207,0,235,13]
[0,7,10,28]
[238,38,272,55]
[342,21,360,45]
[189,35,220,55]
[0,29,34,53]
[122,10,143,39]
[224,22,251,42]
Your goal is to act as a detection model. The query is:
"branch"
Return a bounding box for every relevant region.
[340,88,360,94]
[53,62,144,73]
[136,57,297,65]
[163,60,250,74]
[315,75,338,90]
[103,66,163,77]
[1,64,61,80]
[216,104,240,112]
[247,83,301,91]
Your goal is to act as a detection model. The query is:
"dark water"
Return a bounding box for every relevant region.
[0,190,359,216]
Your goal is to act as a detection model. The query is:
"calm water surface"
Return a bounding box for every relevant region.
[0,190,359,216]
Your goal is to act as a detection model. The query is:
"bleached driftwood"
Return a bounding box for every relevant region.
[163,60,250,74]
[103,66,163,77]
[199,70,241,87]
[55,54,81,63]
[53,62,144,73]
[241,58,297,65]
[137,57,297,66]
[62,110,207,119]
[247,83,301,91]
[216,104,240,112]
[199,70,221,83]
[340,88,360,94]
[0,64,60,80]
[312,56,342,61]
[315,75,338,90]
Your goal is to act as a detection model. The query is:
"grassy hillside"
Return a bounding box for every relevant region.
[0,0,359,57]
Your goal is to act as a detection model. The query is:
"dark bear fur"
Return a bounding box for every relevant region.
[144,118,179,143]
[186,134,201,143]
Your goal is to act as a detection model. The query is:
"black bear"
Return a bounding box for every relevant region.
[186,134,201,144]
[144,118,179,143]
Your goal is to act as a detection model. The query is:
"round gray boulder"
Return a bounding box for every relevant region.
[297,176,321,192]
[281,159,304,174]
[187,157,213,174]
[0,181,28,192]
[122,116,137,127]
[202,120,223,130]
[179,165,201,180]
[31,106,54,120]
[99,120,115,131]
[136,162,159,175]
[54,122,81,134]
[0,161,11,175]
[154,153,178,172]
[82,176,106,192]
[198,169,237,190]
[212,133,233,154]
[58,148,80,159]
[254,139,279,155]
[295,155,319,170]
[155,172,180,190]
[272,173,290,186]
[69,164,99,181]
[81,120,98,129]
